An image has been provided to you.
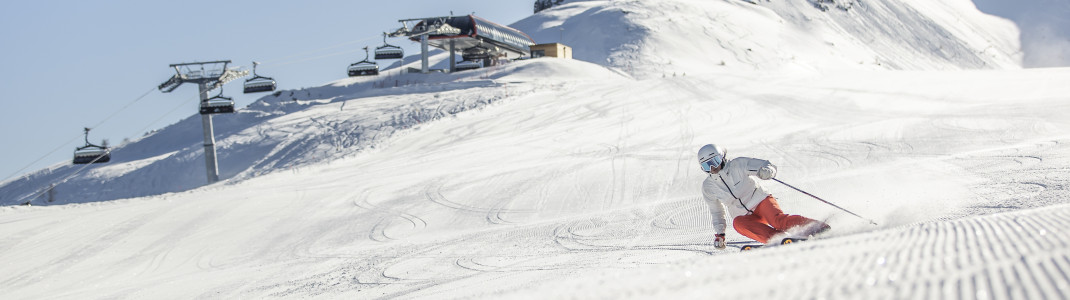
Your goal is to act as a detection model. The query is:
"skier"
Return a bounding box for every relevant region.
[697,144,830,249]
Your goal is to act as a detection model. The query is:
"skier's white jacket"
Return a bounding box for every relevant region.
[702,157,775,234]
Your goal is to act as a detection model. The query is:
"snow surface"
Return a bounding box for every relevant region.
[2,0,1070,298]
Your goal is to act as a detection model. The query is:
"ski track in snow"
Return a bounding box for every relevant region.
[525,203,1070,299]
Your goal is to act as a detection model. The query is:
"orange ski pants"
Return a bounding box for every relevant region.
[732,195,818,244]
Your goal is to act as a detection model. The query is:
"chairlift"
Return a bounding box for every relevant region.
[462,45,491,61]
[73,128,110,164]
[243,61,277,94]
[454,60,482,72]
[348,47,380,77]
[200,87,235,115]
[374,33,404,60]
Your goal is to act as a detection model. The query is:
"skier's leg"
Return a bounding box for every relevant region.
[754,195,826,231]
[732,214,779,244]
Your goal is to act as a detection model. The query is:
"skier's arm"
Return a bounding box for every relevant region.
[702,183,729,250]
[739,157,777,180]
[702,183,729,234]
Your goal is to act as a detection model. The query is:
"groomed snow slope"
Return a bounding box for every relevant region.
[513,203,1070,299]
[2,62,1069,298]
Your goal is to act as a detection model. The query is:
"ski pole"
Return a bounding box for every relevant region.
[773,178,878,226]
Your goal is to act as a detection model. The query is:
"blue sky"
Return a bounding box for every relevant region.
[973,0,1070,67]
[2,0,1069,182]
[0,0,532,181]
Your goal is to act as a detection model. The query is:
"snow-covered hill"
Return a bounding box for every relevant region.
[2,0,1069,298]
[0,0,1023,206]
[518,0,1021,76]
[3,62,1068,298]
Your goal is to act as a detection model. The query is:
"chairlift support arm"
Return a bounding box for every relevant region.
[158,60,248,93]
[82,127,93,147]
[351,47,374,65]
[390,16,461,37]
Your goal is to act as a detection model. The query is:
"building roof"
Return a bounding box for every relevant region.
[409,15,536,57]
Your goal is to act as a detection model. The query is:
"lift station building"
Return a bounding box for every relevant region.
[395,15,535,73]
[530,43,572,59]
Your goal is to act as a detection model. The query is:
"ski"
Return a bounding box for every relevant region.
[739,244,763,251]
[737,237,808,251]
[781,237,807,244]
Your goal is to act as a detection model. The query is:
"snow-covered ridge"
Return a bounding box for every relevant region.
[517,0,1021,77]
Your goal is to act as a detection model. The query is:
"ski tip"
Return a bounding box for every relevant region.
[781,237,807,245]
[740,245,763,251]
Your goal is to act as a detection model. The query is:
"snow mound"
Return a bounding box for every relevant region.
[491,58,630,81]
[0,57,620,205]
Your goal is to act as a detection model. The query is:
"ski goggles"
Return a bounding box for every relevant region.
[700,155,723,173]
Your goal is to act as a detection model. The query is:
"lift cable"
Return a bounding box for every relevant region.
[9,93,197,205]
[2,86,157,184]
[6,32,399,199]
[256,35,382,67]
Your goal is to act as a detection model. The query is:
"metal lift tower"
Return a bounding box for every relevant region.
[158,60,248,184]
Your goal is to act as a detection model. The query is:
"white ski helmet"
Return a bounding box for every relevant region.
[697,144,727,174]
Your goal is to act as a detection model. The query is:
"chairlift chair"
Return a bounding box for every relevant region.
[374,33,405,60]
[462,45,491,61]
[243,61,277,94]
[348,47,380,77]
[73,128,110,164]
[200,87,235,115]
[348,62,379,76]
[454,60,482,72]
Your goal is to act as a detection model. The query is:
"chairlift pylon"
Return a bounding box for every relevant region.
[243,61,277,94]
[348,47,380,77]
[200,86,235,115]
[73,127,110,164]
[375,33,405,60]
